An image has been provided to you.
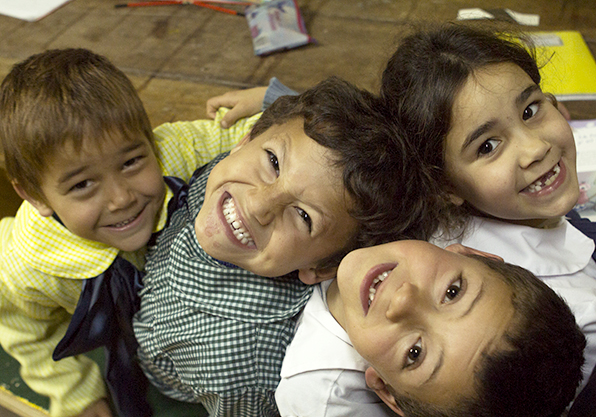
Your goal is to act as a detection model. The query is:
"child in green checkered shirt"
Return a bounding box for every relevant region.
[133,76,439,416]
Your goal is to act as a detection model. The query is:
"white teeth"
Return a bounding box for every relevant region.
[111,215,137,228]
[368,270,391,305]
[525,164,560,193]
[223,198,254,246]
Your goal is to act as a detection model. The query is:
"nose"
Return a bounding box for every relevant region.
[106,179,136,211]
[246,183,290,226]
[517,130,551,169]
[386,282,422,322]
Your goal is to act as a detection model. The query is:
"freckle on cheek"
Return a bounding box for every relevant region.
[202,213,221,238]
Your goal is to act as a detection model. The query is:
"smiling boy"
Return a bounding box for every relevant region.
[194,117,356,280]
[25,132,166,252]
[277,240,585,417]
[133,77,438,416]
[0,48,259,417]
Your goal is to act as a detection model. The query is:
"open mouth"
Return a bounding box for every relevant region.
[222,197,254,246]
[368,270,392,306]
[523,163,561,194]
[108,210,142,228]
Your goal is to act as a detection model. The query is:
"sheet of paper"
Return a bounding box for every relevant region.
[572,120,596,173]
[571,120,596,220]
[504,9,540,26]
[457,8,539,26]
[0,0,72,22]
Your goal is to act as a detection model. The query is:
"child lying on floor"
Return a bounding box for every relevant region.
[132,76,442,416]
[0,48,259,417]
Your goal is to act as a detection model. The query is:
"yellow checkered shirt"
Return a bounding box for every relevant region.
[0,110,260,417]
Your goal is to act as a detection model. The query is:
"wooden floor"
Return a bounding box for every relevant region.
[1,0,596,218]
[0,1,596,415]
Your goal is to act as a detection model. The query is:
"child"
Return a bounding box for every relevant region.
[380,22,596,399]
[207,30,593,413]
[132,76,441,417]
[277,239,584,417]
[0,48,260,417]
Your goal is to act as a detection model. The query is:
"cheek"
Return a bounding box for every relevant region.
[57,207,99,235]
[141,169,166,197]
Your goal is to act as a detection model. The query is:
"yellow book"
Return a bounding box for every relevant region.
[530,31,596,101]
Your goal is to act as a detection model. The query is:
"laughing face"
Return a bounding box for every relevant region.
[444,63,579,227]
[330,240,514,413]
[26,132,165,252]
[194,117,357,284]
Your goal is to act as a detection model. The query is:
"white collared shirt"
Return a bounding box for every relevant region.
[276,281,394,417]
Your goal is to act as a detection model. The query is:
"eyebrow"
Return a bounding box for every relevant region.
[278,129,331,234]
[459,83,541,154]
[422,350,444,386]
[422,280,484,386]
[462,280,484,318]
[516,84,541,107]
[460,120,497,154]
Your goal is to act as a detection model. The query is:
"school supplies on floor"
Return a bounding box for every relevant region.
[0,0,72,22]
[531,31,596,101]
[115,0,248,16]
[245,0,314,56]
[572,119,596,219]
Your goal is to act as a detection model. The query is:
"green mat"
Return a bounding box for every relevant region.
[0,346,209,416]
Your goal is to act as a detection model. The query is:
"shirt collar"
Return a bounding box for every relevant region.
[461,216,594,277]
[15,185,173,279]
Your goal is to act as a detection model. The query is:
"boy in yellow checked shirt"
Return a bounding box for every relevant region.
[0,49,259,417]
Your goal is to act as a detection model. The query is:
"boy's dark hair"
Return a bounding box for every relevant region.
[0,48,154,203]
[380,22,542,227]
[251,76,443,268]
[388,255,586,417]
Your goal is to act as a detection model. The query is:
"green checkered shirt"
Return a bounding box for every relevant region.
[134,153,313,417]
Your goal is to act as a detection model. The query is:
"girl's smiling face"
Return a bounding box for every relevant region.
[444,63,579,227]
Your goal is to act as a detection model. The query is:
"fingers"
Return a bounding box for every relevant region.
[206,94,238,119]
[219,103,252,128]
[205,87,267,128]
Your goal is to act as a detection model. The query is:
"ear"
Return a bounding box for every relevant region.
[364,367,405,416]
[230,133,251,154]
[12,181,53,217]
[297,266,337,285]
[442,181,465,206]
[445,243,504,262]
[447,191,464,206]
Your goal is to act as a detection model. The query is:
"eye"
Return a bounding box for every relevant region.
[523,102,539,121]
[69,180,92,192]
[296,207,312,231]
[405,339,423,367]
[266,150,280,176]
[477,138,499,156]
[123,156,143,170]
[443,277,463,303]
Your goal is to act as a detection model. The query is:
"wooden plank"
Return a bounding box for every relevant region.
[0,346,49,417]
[0,388,49,417]
[135,76,239,126]
[250,15,399,92]
[0,7,89,61]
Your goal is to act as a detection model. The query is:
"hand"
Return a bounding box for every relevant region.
[75,398,113,417]
[206,86,267,128]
